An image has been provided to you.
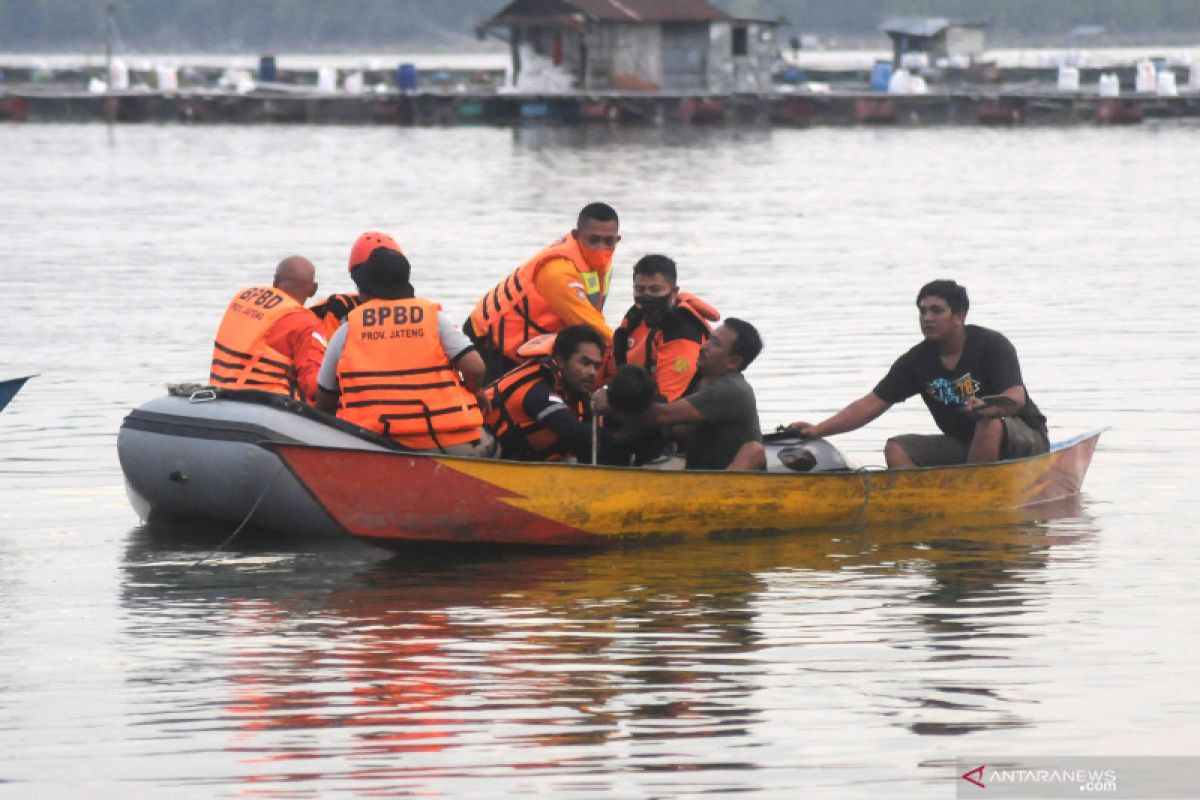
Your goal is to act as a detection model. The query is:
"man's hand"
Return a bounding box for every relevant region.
[787,421,820,439]
[591,386,610,415]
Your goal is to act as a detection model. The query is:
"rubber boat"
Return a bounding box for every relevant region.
[0,375,34,414]
[117,387,851,538]
[118,388,399,537]
[267,431,1102,548]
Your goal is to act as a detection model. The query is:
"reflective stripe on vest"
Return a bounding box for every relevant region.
[469,234,612,361]
[484,359,582,461]
[209,285,305,398]
[337,297,483,450]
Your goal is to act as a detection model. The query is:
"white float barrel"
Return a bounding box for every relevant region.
[1098,73,1120,98]
[1156,71,1178,96]
[1135,60,1157,92]
[155,65,177,91]
[1057,66,1080,91]
[343,71,364,93]
[887,68,911,94]
[317,67,337,92]
[108,57,129,90]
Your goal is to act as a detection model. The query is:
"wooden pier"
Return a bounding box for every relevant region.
[3,84,1198,127]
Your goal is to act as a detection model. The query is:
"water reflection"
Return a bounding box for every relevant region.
[119,502,1094,792]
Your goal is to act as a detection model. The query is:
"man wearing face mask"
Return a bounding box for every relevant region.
[612,254,720,403]
[466,203,620,381]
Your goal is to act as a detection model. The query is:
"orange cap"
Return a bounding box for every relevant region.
[349,231,401,272]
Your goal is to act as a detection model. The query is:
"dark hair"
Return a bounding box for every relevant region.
[350,248,413,300]
[577,202,618,229]
[606,364,657,415]
[632,254,677,284]
[917,279,969,315]
[723,317,763,371]
[552,324,607,362]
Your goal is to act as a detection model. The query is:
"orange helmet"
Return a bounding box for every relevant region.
[349,231,401,273]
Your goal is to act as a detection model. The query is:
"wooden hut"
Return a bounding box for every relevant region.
[881,17,987,66]
[478,0,781,93]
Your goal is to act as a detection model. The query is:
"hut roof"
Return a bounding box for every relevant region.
[881,17,986,40]
[483,0,734,29]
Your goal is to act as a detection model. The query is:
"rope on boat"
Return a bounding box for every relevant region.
[187,463,286,569]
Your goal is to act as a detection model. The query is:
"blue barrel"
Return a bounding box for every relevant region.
[870,60,893,91]
[397,63,418,91]
[1151,56,1167,74]
[258,55,277,82]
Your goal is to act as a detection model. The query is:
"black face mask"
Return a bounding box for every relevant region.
[635,294,672,318]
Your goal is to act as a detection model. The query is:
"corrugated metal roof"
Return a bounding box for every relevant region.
[484,0,733,26]
[881,17,986,38]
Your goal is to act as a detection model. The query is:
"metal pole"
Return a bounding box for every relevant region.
[590,397,598,466]
[105,4,115,86]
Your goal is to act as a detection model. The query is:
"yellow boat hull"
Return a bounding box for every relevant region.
[270,431,1102,546]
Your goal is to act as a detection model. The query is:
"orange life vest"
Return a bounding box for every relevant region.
[469,234,612,361]
[210,285,310,398]
[312,292,364,342]
[619,292,719,401]
[484,359,586,461]
[336,297,483,450]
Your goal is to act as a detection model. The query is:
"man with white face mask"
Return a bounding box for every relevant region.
[466,203,620,380]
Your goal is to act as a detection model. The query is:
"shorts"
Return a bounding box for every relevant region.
[887,417,1049,467]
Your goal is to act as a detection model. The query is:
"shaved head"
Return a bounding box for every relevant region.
[273,255,318,302]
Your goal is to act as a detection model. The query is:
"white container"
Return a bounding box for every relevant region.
[316,67,337,92]
[343,71,364,93]
[887,68,911,94]
[1098,73,1120,98]
[155,65,177,91]
[1057,66,1080,91]
[87,77,107,93]
[1156,71,1178,97]
[1135,60,1158,93]
[908,75,928,94]
[108,57,129,90]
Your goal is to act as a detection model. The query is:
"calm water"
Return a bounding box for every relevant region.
[1,121,1198,797]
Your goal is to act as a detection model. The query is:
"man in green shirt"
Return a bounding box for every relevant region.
[650,317,765,471]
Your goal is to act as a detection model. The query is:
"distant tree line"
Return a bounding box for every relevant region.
[3,0,1199,51]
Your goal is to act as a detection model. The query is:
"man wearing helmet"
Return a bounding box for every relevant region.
[316,232,494,456]
[209,255,327,404]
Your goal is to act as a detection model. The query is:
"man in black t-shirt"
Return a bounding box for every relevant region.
[789,280,1049,468]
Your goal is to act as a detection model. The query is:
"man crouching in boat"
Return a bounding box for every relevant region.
[600,318,766,471]
[485,324,634,464]
[209,256,327,404]
[307,231,384,342]
[789,279,1049,468]
[613,254,720,402]
[315,232,494,457]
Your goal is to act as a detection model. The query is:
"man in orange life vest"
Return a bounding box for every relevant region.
[485,324,632,463]
[316,232,493,456]
[466,202,620,380]
[599,318,766,471]
[613,254,720,403]
[209,255,327,404]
